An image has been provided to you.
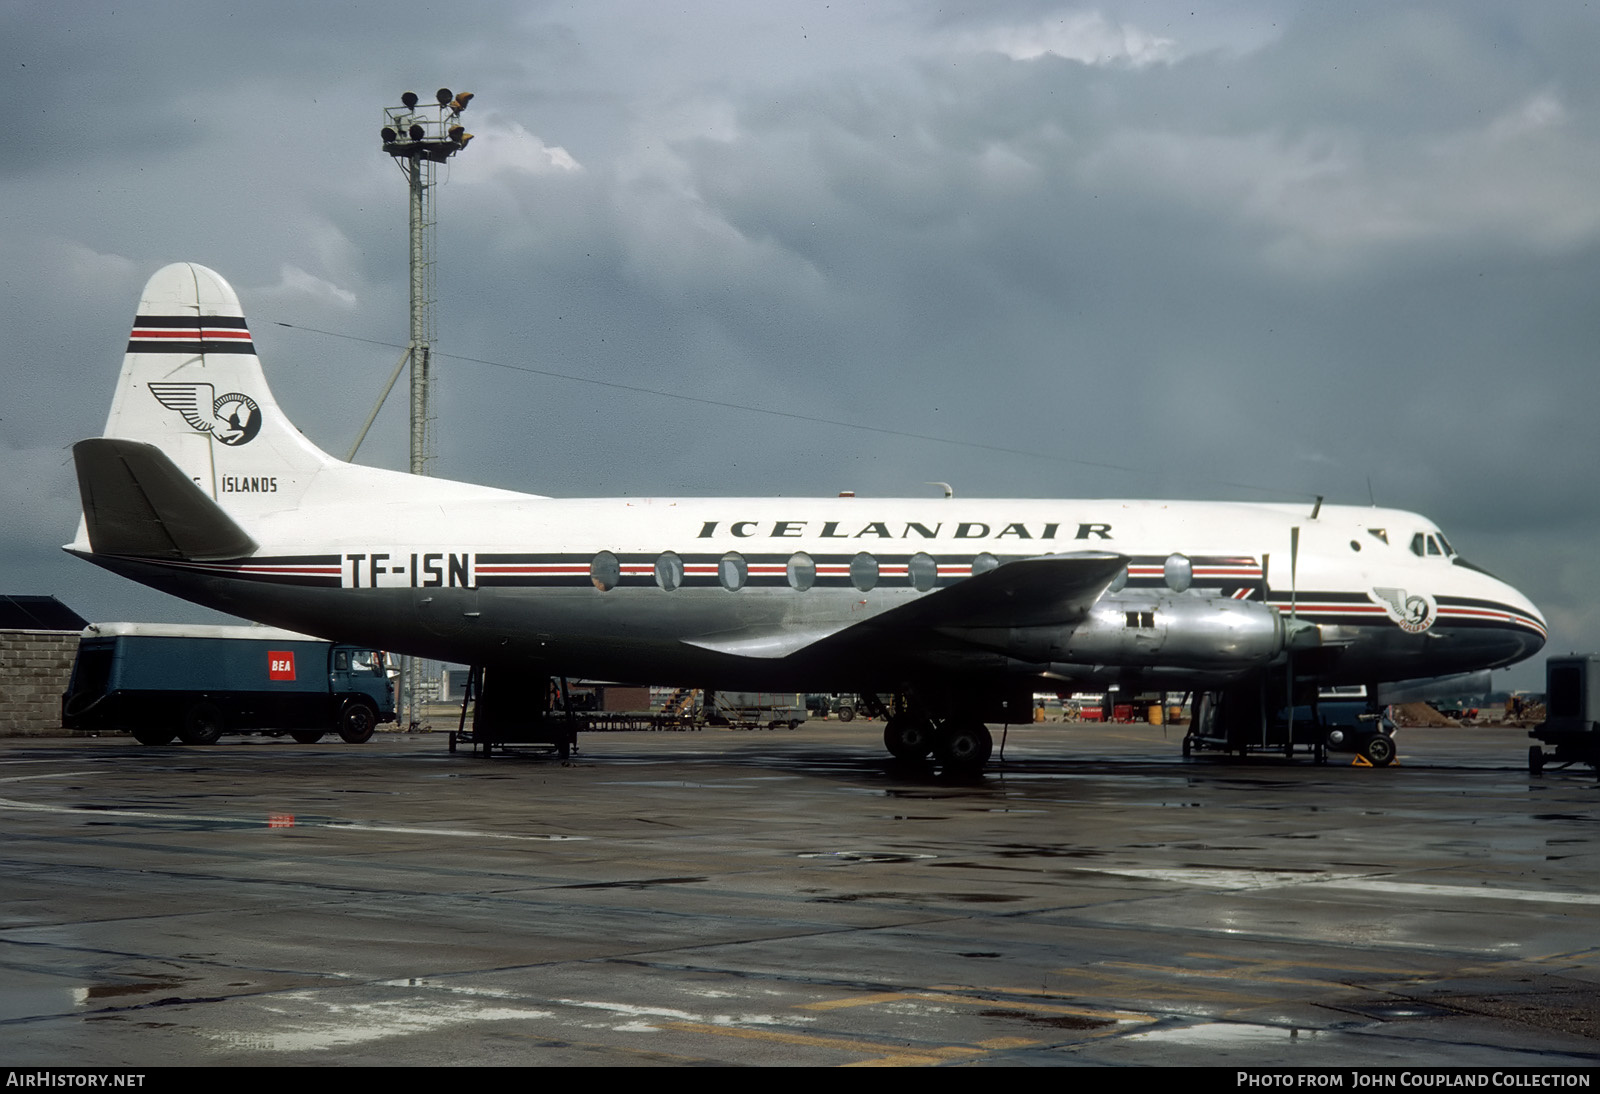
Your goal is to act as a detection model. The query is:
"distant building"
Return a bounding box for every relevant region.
[1,596,89,737]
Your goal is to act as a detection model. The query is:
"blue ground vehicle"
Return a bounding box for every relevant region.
[62,623,395,745]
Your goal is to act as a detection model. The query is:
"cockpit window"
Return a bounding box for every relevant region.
[1367,528,1388,544]
[1411,531,1455,559]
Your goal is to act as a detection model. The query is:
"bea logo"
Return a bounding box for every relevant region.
[268,651,296,681]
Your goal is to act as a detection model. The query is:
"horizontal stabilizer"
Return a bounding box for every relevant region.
[73,438,257,560]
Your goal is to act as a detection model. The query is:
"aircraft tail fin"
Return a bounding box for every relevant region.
[73,438,259,560]
[98,262,334,518]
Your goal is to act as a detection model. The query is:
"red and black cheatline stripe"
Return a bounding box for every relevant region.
[474,552,1257,592]
[1436,595,1548,638]
[1265,593,1389,626]
[1122,554,1264,598]
[128,315,255,355]
[140,555,342,587]
[477,552,978,589]
[1264,592,1547,639]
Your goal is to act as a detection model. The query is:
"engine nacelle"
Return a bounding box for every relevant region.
[943,593,1290,670]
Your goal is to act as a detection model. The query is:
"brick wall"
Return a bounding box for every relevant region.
[0,631,79,736]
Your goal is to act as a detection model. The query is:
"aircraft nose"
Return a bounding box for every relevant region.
[1491,576,1546,666]
[1446,560,1545,668]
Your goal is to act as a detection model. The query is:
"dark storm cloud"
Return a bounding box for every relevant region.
[2,2,1594,682]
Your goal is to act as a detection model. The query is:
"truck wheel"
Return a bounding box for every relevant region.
[131,727,176,746]
[339,701,378,744]
[836,704,855,722]
[290,731,325,744]
[181,703,224,745]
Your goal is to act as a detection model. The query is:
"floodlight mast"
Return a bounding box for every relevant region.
[379,87,475,475]
[379,87,474,729]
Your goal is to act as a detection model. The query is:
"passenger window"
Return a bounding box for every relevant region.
[719,552,747,591]
[591,551,620,591]
[334,651,349,671]
[655,551,684,591]
[971,552,1000,576]
[1108,566,1128,593]
[849,552,878,592]
[908,552,938,592]
[787,552,816,592]
[1164,553,1192,592]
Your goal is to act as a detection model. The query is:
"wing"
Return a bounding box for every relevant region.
[681,552,1128,660]
[147,382,216,433]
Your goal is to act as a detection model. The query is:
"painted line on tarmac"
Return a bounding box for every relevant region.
[0,795,586,841]
[0,770,94,781]
[1088,866,1600,905]
[1321,878,1600,905]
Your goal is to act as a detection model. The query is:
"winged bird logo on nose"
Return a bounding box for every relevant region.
[147,383,262,446]
[1372,586,1435,633]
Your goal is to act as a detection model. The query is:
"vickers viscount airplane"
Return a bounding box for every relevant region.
[68,264,1546,768]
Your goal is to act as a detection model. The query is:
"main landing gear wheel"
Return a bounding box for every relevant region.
[1528,745,1545,775]
[181,703,224,745]
[339,701,378,744]
[290,731,325,744]
[1362,733,1396,767]
[934,720,993,772]
[883,714,934,760]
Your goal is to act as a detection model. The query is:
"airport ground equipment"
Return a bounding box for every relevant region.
[1528,654,1600,773]
[448,668,577,758]
[61,623,396,745]
[447,679,808,758]
[704,690,806,729]
[1184,684,1398,765]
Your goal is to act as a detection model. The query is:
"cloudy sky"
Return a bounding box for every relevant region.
[3,1,1595,689]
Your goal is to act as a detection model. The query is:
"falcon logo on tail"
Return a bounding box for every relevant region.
[148,383,262,446]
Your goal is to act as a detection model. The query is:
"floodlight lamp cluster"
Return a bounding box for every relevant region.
[381,88,475,162]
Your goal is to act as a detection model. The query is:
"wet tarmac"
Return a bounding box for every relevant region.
[0,721,1596,1067]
